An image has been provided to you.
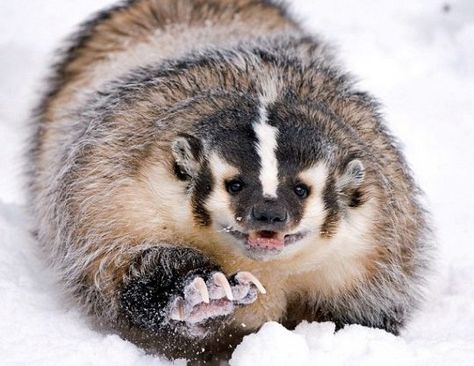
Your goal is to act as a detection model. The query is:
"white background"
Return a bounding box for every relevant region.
[0,0,473,365]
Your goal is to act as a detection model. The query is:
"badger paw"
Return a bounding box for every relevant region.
[169,271,266,324]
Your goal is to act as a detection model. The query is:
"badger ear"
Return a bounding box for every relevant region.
[336,159,365,205]
[171,134,203,180]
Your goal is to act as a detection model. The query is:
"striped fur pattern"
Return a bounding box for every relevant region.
[28,0,432,362]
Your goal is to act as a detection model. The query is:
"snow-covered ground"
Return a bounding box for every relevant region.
[1,0,473,365]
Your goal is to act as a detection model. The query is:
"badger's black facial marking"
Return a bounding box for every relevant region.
[270,100,333,172]
[320,175,341,238]
[349,189,364,208]
[191,163,213,226]
[173,162,190,181]
[201,105,261,174]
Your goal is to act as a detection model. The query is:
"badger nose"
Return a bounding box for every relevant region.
[251,205,288,225]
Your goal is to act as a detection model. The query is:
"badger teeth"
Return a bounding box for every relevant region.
[236,271,267,294]
[213,272,234,301]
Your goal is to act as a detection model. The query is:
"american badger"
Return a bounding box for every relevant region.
[29,0,431,362]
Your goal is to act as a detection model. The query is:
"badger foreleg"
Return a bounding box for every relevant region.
[119,245,264,340]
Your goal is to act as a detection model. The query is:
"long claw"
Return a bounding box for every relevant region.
[193,277,210,303]
[213,272,234,301]
[237,271,267,294]
[170,297,185,321]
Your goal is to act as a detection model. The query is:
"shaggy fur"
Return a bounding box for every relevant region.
[29,0,431,363]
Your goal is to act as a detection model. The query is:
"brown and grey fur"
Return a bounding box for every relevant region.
[28,0,431,363]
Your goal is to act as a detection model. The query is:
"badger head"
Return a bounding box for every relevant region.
[171,97,367,261]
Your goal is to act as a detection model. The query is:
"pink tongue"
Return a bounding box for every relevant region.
[248,236,284,249]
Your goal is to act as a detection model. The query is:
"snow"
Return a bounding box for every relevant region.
[231,321,415,366]
[1,0,473,365]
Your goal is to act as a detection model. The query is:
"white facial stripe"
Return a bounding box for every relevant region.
[208,152,239,179]
[254,105,279,198]
[297,163,329,232]
[206,153,239,227]
[298,164,329,191]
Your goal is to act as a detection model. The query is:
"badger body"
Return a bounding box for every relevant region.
[29,0,431,362]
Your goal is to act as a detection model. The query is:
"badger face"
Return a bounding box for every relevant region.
[171,98,366,261]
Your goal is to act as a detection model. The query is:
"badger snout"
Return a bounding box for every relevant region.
[246,203,289,252]
[251,205,288,225]
[248,201,289,230]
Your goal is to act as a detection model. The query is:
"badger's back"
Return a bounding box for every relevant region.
[38,0,297,120]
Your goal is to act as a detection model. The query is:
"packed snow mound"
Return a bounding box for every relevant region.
[1,0,473,365]
[231,322,413,366]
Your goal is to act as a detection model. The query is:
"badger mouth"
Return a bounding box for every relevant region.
[224,228,307,252]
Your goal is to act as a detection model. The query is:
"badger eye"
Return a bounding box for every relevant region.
[294,183,309,199]
[226,179,244,194]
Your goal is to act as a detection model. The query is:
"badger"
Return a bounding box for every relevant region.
[28,0,431,362]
